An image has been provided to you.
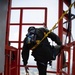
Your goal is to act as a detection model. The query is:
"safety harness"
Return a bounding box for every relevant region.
[31,1,75,50]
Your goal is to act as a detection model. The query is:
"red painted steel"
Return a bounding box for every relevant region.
[57,0,63,75]
[57,0,75,75]
[0,73,2,75]
[72,45,75,75]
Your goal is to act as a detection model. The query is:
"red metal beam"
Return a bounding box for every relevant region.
[61,41,75,51]
[10,23,45,25]
[44,8,47,27]
[63,11,69,20]
[58,0,63,75]
[5,45,17,51]
[72,45,75,75]
[11,7,47,10]
[63,0,70,7]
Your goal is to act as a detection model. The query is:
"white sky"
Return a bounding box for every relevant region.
[11,0,58,27]
[11,0,75,40]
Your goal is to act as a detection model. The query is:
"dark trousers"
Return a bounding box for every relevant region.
[36,61,47,75]
[36,46,66,75]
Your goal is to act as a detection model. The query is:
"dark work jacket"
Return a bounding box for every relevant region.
[22,27,62,65]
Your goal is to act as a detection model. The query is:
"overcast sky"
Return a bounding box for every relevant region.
[11,0,75,39]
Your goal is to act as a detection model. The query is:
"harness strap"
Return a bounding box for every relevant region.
[31,2,75,50]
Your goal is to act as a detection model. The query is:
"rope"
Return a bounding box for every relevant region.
[31,1,75,50]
